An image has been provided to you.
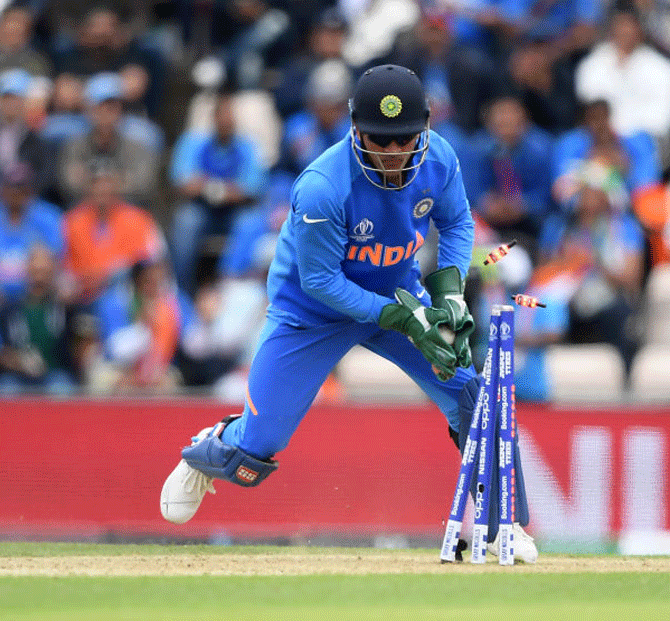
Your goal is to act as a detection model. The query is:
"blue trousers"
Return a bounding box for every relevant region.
[221,316,528,536]
[223,316,475,458]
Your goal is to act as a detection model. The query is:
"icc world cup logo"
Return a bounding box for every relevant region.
[351,218,375,241]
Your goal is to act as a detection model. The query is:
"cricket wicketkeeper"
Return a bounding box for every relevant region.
[161,65,537,562]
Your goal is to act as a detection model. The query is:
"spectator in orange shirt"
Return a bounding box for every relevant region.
[62,157,166,304]
[633,182,670,266]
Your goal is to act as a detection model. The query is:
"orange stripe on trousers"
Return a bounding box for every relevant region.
[246,384,259,416]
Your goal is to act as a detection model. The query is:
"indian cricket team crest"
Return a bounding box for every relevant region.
[351,218,375,241]
[413,197,434,218]
[380,95,402,118]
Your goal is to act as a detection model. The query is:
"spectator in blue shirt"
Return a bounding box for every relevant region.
[279,59,352,177]
[169,88,267,294]
[0,162,63,303]
[218,168,293,279]
[271,7,351,120]
[541,181,646,377]
[439,0,601,67]
[552,99,660,215]
[499,0,603,47]
[39,74,90,149]
[513,277,572,401]
[461,95,554,256]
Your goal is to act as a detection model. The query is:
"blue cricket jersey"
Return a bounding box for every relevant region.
[266,130,474,326]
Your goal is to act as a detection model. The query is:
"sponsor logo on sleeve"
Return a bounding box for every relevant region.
[303,214,329,224]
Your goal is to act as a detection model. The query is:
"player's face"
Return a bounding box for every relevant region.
[359,131,419,173]
[350,122,430,190]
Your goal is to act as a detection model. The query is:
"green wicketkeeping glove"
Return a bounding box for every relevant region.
[379,288,458,381]
[424,266,475,368]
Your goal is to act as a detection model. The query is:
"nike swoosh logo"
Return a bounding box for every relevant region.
[303,214,329,224]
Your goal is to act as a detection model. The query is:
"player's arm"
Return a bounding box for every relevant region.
[431,154,475,278]
[292,172,394,323]
[425,151,476,367]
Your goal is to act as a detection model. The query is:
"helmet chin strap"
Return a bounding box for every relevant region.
[350,124,430,190]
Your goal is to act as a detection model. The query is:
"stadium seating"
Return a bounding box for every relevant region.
[643,264,670,346]
[545,344,626,402]
[630,344,670,401]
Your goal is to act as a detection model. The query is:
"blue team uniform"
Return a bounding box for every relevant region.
[165,65,533,548]
[222,130,477,458]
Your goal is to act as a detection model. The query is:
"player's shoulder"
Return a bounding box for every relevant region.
[425,129,461,179]
[427,129,460,161]
[293,137,352,199]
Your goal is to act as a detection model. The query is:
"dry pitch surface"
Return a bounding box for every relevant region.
[2,551,670,577]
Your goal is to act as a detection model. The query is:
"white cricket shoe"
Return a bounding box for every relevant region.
[488,523,538,563]
[160,427,216,524]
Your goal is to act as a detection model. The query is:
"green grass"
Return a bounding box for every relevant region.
[1,543,669,621]
[1,573,669,621]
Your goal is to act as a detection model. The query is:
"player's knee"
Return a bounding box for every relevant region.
[455,375,483,452]
[182,431,278,487]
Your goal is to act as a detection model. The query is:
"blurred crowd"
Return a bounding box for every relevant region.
[0,0,669,400]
